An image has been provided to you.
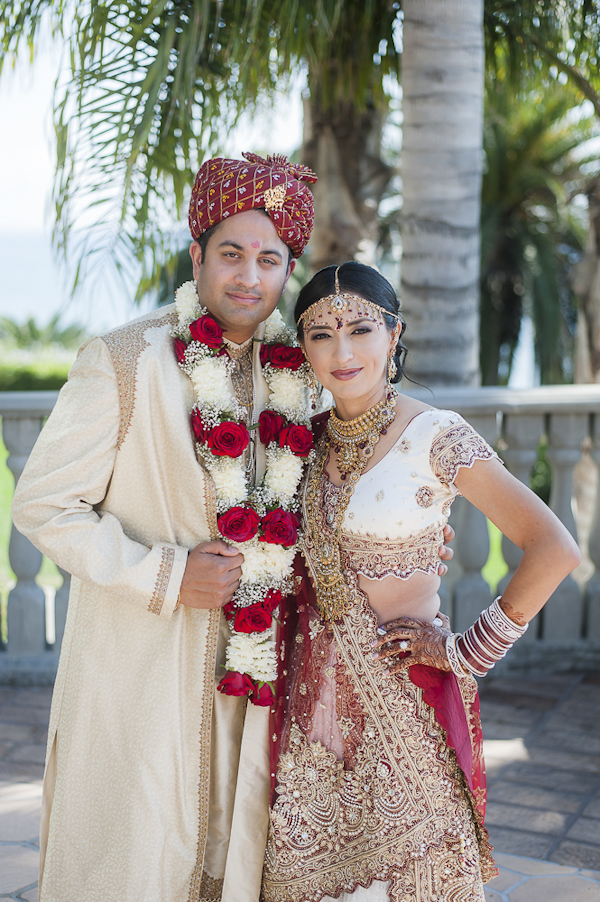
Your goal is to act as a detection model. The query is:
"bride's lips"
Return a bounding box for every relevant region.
[331,368,362,380]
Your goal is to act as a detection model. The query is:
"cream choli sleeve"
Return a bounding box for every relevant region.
[342,409,500,541]
[11,337,187,618]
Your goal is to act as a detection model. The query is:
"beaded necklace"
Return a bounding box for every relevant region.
[302,388,397,620]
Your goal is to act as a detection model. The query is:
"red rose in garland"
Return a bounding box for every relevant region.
[234,602,273,634]
[208,421,250,457]
[191,409,209,443]
[174,337,187,363]
[279,424,314,457]
[217,671,254,697]
[190,315,224,348]
[258,410,286,445]
[264,588,283,612]
[261,509,299,546]
[260,343,305,371]
[251,682,275,707]
[218,506,260,543]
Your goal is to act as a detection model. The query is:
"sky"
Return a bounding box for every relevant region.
[0,37,304,335]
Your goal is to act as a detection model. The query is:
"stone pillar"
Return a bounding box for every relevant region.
[544,413,587,641]
[3,416,46,655]
[498,413,545,642]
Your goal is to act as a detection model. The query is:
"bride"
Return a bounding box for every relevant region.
[261,262,580,902]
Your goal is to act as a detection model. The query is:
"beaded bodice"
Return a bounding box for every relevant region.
[310,409,499,582]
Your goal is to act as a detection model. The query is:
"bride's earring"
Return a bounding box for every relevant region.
[302,348,318,410]
[387,352,397,383]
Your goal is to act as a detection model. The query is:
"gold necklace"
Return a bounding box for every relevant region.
[327,389,397,478]
[302,388,397,620]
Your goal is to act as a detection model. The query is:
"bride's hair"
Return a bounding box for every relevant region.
[294,261,407,384]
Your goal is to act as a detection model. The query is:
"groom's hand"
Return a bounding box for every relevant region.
[438,524,455,576]
[178,540,244,609]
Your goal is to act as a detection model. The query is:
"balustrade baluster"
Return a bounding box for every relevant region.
[544,413,587,641]
[584,414,600,640]
[498,413,545,642]
[2,416,46,656]
[452,415,497,633]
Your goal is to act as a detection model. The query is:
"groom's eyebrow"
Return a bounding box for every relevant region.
[216,239,283,259]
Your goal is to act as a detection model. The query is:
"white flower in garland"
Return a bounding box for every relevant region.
[190,358,236,415]
[203,456,248,508]
[264,448,305,506]
[263,307,288,344]
[241,541,297,584]
[226,626,278,682]
[174,281,201,327]
[266,368,311,421]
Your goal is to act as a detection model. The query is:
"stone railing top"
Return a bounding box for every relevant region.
[405,384,600,416]
[0,391,60,417]
[3,385,600,421]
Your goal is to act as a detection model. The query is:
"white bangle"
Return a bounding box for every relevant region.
[445,633,471,678]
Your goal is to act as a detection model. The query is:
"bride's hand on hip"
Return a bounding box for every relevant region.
[372,612,453,674]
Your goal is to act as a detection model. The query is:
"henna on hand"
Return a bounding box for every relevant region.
[372,614,453,674]
[498,598,528,627]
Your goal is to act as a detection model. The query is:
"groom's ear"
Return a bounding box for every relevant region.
[283,258,296,292]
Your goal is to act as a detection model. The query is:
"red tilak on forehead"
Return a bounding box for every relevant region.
[251,241,260,248]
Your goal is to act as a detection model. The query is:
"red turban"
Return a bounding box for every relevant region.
[188,152,317,258]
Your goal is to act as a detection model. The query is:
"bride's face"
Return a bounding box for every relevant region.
[301,298,397,407]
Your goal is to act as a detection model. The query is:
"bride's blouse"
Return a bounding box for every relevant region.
[320,408,499,581]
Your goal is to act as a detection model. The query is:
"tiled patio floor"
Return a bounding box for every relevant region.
[2,675,600,900]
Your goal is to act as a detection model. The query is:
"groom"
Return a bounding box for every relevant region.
[12,152,453,902]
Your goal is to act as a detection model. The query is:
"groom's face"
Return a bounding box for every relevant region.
[190,209,295,344]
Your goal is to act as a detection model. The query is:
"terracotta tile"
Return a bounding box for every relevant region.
[552,840,600,871]
[509,875,600,901]
[20,887,38,902]
[580,868,600,880]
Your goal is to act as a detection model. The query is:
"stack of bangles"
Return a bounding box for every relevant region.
[445,596,528,678]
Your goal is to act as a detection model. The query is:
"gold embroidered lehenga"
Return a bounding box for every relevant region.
[261,409,498,902]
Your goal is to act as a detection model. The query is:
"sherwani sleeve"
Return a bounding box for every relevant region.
[11,336,188,619]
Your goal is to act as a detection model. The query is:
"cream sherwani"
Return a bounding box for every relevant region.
[12,305,271,902]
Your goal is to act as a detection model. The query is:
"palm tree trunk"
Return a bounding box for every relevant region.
[401,0,484,386]
[302,77,393,273]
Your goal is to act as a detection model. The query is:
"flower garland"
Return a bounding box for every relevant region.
[173,281,314,706]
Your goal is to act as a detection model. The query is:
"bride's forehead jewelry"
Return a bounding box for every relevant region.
[297,265,401,331]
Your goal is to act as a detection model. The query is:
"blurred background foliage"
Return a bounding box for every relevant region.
[0,0,599,388]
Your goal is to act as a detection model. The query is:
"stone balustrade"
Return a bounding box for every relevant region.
[2,385,600,684]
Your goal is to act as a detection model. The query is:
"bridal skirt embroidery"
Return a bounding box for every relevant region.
[261,589,496,902]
